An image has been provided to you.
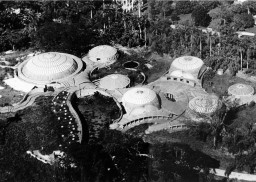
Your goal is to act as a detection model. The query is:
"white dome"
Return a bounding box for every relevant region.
[171,56,204,72]
[122,87,157,105]
[88,45,118,63]
[130,105,158,116]
[170,70,183,77]
[189,95,220,114]
[228,83,254,97]
[98,74,130,90]
[170,70,195,80]
[19,52,82,83]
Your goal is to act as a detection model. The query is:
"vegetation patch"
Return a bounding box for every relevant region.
[75,91,121,143]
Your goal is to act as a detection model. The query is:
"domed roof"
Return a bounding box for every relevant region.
[171,56,204,72]
[88,45,117,63]
[170,70,195,80]
[228,83,254,96]
[98,74,130,90]
[189,95,220,114]
[130,105,158,116]
[20,52,81,82]
[122,87,157,105]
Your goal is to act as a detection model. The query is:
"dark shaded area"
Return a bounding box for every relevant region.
[123,61,139,69]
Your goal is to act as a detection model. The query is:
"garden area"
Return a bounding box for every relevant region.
[74,91,121,143]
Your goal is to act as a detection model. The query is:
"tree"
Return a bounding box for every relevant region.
[191,5,211,27]
[175,1,197,15]
[233,13,255,30]
[208,5,233,30]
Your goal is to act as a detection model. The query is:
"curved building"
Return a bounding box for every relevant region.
[88,45,118,67]
[189,95,221,114]
[98,74,130,90]
[169,70,196,86]
[168,56,205,87]
[121,87,160,115]
[17,52,83,85]
[228,83,254,97]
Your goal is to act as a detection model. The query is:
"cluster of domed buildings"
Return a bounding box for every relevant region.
[2,44,256,164]
[3,47,224,130]
[4,45,255,131]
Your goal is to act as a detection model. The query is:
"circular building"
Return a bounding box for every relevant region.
[122,87,160,115]
[228,83,254,97]
[98,74,130,90]
[88,45,118,66]
[17,52,83,85]
[189,95,220,114]
[171,56,204,73]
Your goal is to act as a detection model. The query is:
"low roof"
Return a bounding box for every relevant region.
[159,92,185,115]
[228,83,254,97]
[98,74,130,90]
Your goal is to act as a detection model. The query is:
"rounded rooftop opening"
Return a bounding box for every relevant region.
[123,61,139,69]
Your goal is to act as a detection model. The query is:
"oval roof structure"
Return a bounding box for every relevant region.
[189,95,220,114]
[18,52,83,84]
[88,45,118,63]
[171,56,204,72]
[122,87,157,105]
[228,83,254,97]
[98,74,130,90]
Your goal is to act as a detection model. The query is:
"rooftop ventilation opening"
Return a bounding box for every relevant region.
[123,61,139,69]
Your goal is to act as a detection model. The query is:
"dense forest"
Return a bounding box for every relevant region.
[1,0,256,181]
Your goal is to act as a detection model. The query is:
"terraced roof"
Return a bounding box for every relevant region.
[189,95,220,114]
[18,52,83,84]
